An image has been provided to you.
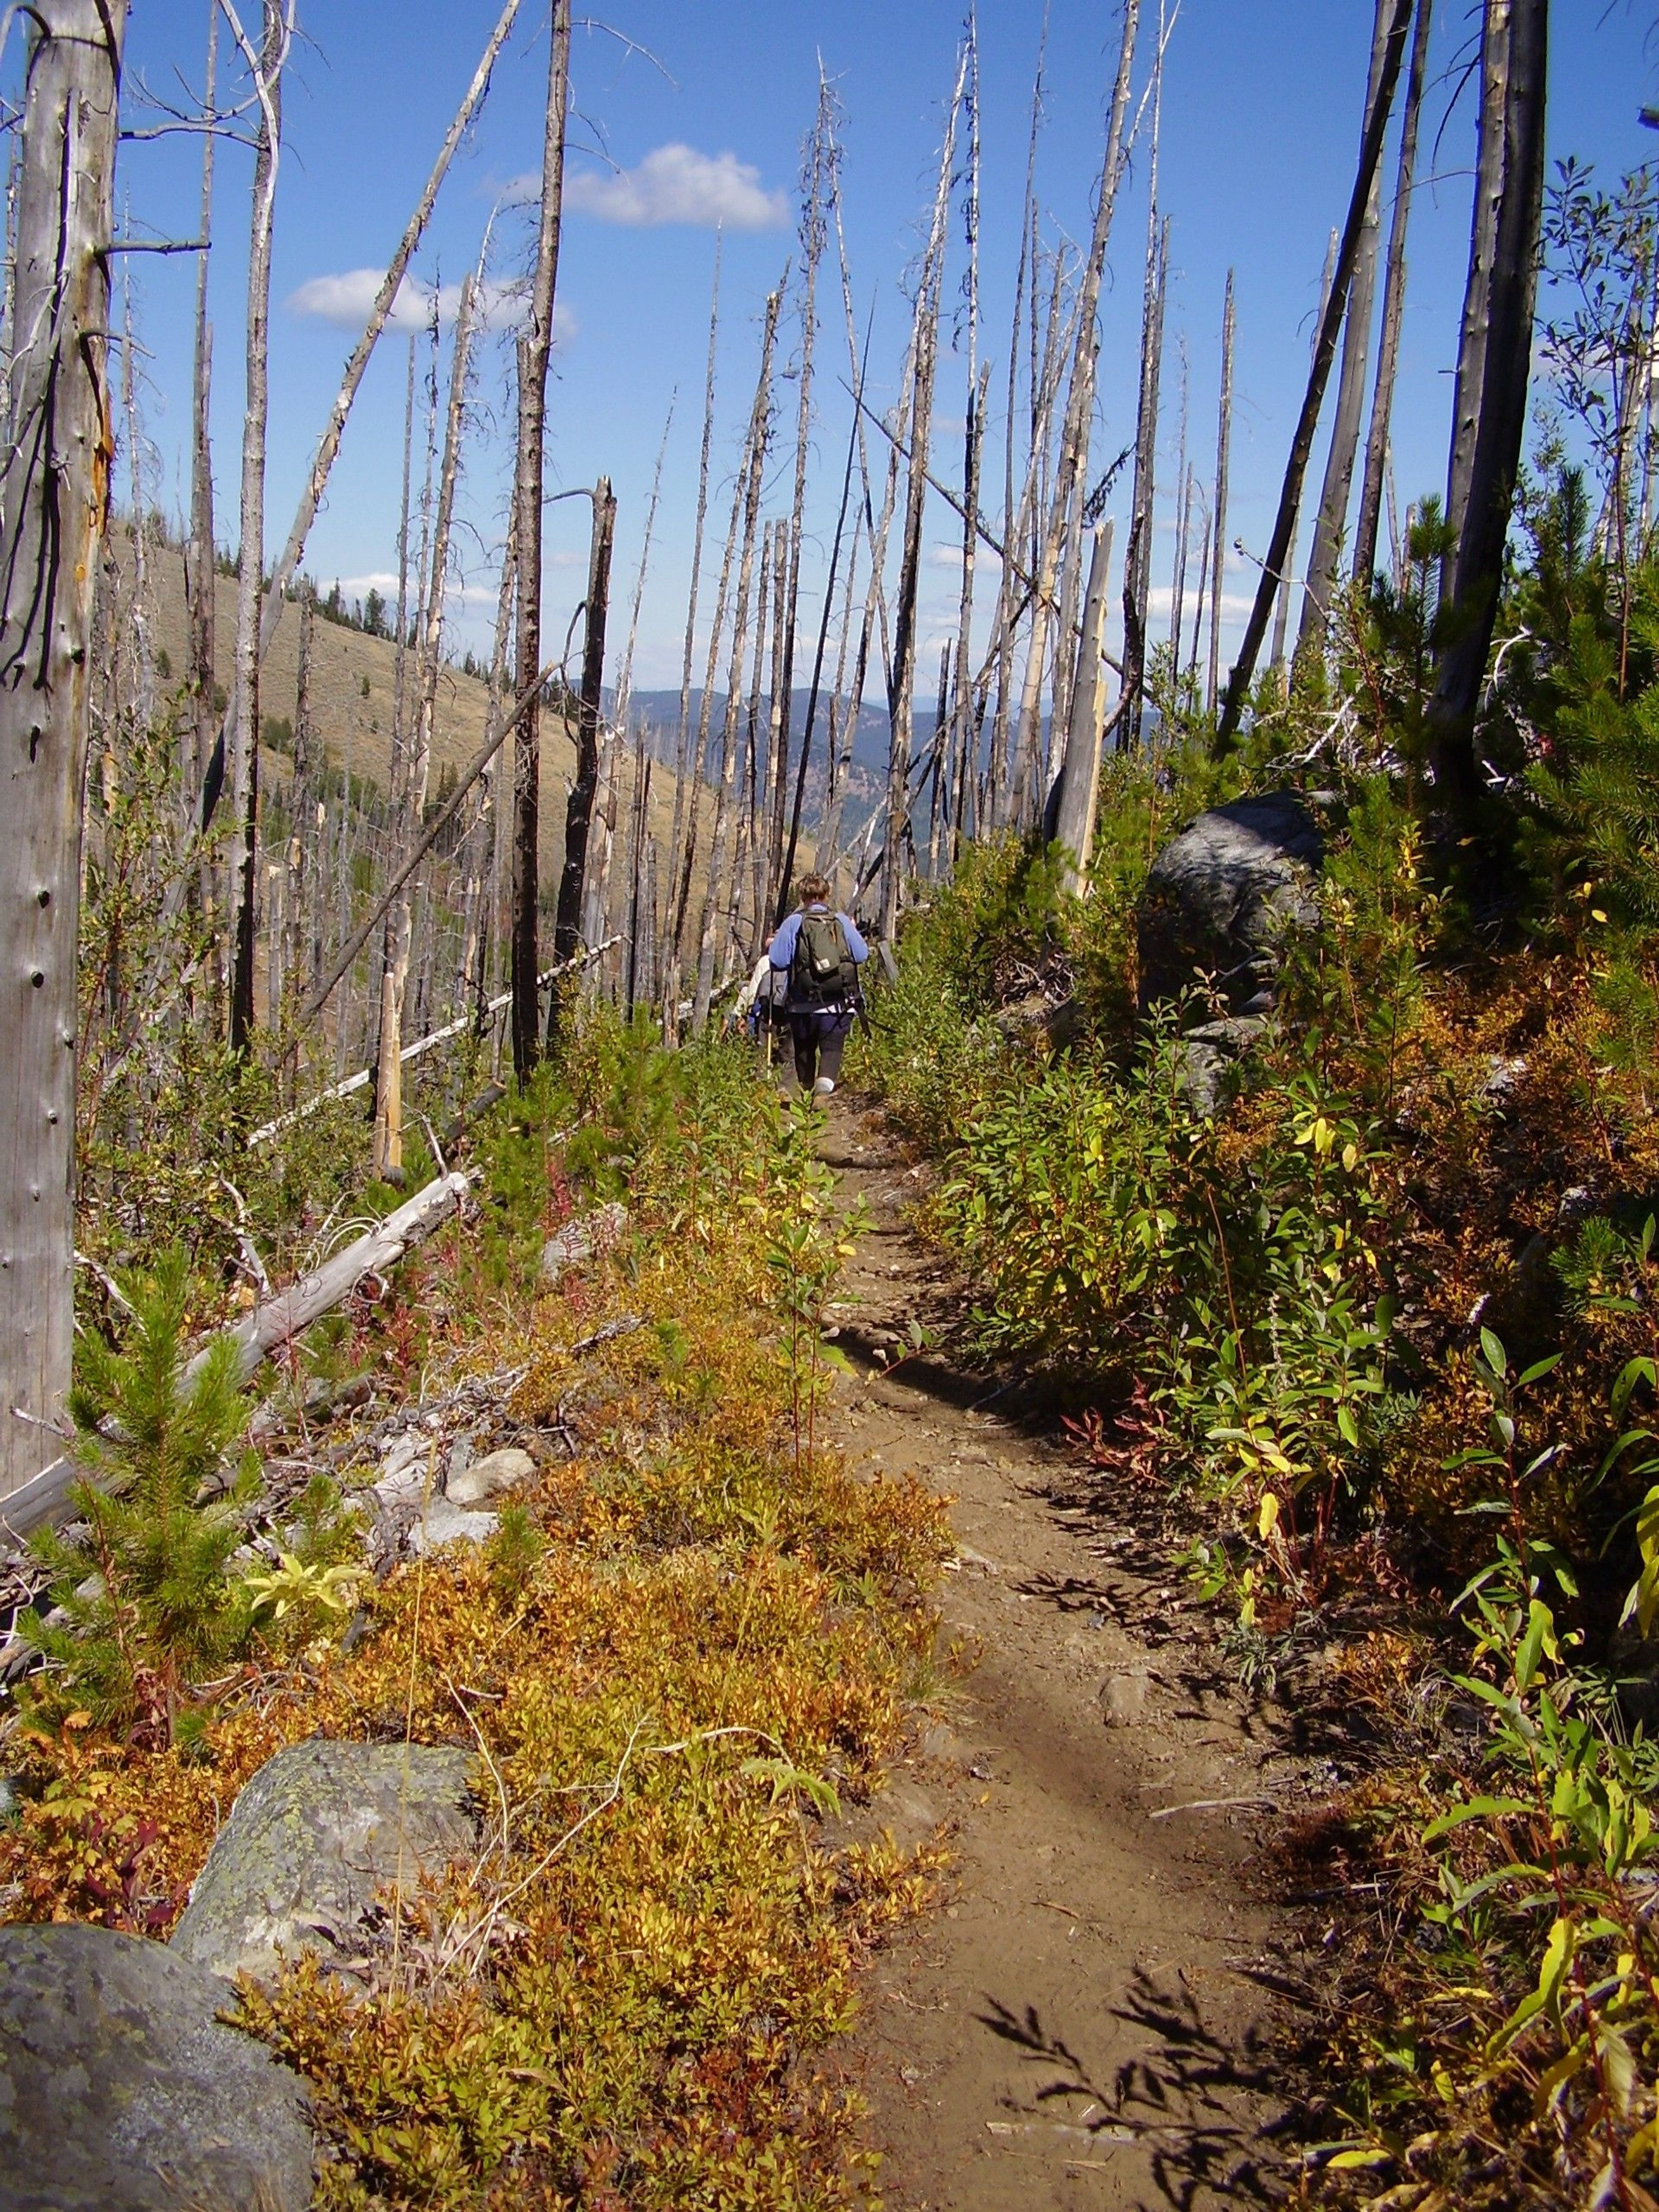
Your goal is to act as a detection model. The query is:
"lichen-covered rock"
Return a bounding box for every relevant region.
[0,1922,313,2211]
[1137,790,1323,1015]
[170,1737,478,1984]
[446,1444,535,1508]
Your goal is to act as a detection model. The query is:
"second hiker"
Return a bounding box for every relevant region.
[768,873,870,1096]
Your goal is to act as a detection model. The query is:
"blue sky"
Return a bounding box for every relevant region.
[107,0,1652,696]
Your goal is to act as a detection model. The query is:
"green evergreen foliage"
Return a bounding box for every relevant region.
[17,1251,258,1742]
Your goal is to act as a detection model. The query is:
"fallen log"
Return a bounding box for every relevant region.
[0,1170,474,1543]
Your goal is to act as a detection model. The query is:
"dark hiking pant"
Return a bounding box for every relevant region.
[789,1009,854,1090]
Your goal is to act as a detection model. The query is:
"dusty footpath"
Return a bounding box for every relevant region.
[819,1100,1324,2211]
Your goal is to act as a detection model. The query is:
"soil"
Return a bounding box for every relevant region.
[819,1096,1324,2212]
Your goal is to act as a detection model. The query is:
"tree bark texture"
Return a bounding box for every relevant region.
[510,0,570,1081]
[0,0,127,1499]
[1427,0,1546,838]
[1207,268,1235,712]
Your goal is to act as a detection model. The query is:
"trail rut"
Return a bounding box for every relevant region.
[820,1099,1316,2212]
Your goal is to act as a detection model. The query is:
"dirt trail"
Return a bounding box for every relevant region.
[820,1099,1315,2212]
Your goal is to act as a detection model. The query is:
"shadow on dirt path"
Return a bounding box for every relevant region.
[817,1097,1319,2212]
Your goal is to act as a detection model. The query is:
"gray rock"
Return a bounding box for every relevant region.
[446,1445,535,1508]
[1138,791,1323,1017]
[1178,1015,1268,1117]
[411,1495,500,1551]
[1099,1672,1151,1727]
[540,1201,629,1280]
[171,1738,480,1985]
[0,1921,313,2211]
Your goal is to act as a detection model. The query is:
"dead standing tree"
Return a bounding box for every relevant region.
[510,0,570,1081]
[1297,0,1394,661]
[1207,268,1234,712]
[1217,0,1414,746]
[226,0,294,1053]
[1354,0,1433,585]
[0,0,127,1502]
[1427,0,1547,846]
[549,473,617,1023]
[373,273,479,1181]
[881,48,965,943]
[1011,0,1141,823]
[693,283,781,1030]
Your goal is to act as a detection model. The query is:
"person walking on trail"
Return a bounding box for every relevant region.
[769,873,869,1096]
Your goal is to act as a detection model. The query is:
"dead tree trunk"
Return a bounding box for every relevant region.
[228,1,292,1052]
[0,0,127,1502]
[549,476,616,1030]
[1207,269,1235,713]
[1443,0,1511,608]
[882,52,963,941]
[1297,0,1393,660]
[1217,0,1414,747]
[768,86,833,927]
[1052,521,1115,895]
[510,0,570,1081]
[1271,229,1337,673]
[1013,0,1141,814]
[659,240,719,1038]
[1427,0,1546,842]
[694,285,780,1027]
[374,273,476,1179]
[1123,216,1170,748]
[1354,0,1432,586]
[187,0,218,877]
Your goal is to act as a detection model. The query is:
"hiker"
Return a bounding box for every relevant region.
[768,873,870,1096]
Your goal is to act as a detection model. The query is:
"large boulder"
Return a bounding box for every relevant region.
[171,1737,479,1985]
[0,1921,313,2211]
[1137,790,1323,1017]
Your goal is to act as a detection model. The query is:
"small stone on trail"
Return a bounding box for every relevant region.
[0,1921,314,2210]
[1099,1672,1152,1726]
[446,1445,534,1507]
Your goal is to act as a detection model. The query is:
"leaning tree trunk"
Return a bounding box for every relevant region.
[1297,0,1394,661]
[0,0,127,1502]
[1427,0,1546,845]
[1217,0,1414,747]
[510,0,570,1081]
[1354,0,1433,586]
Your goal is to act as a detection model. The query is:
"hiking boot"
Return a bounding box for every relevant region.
[812,1076,836,1096]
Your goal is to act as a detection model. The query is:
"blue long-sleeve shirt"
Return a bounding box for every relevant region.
[769,906,870,1005]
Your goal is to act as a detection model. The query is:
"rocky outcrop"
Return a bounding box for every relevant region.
[0,1922,313,2211]
[1137,791,1324,1111]
[170,1737,479,1985]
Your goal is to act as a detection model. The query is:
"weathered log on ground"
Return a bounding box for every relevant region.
[0,1171,472,1541]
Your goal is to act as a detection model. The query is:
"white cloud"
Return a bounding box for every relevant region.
[565,144,786,231]
[287,269,574,344]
